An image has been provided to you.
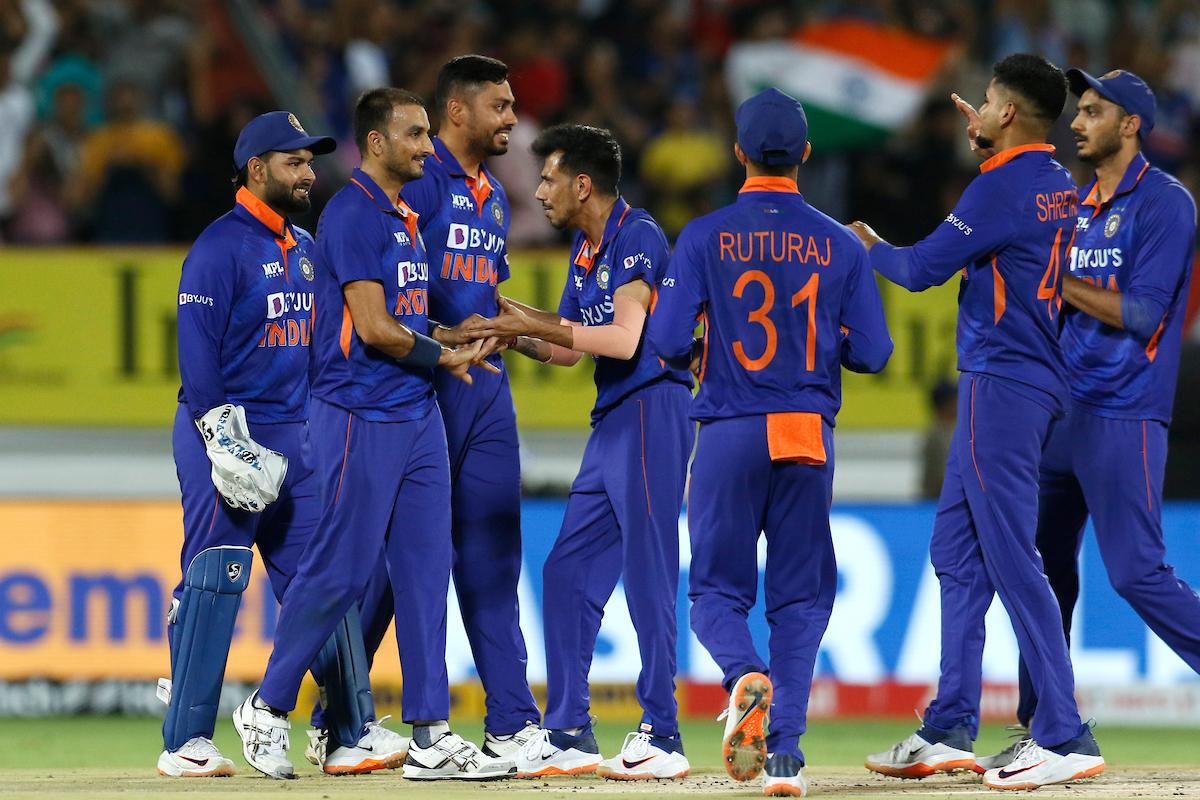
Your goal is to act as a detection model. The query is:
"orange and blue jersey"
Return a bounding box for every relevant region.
[309,167,434,422]
[402,137,510,343]
[1063,152,1196,422]
[176,186,315,423]
[557,197,692,423]
[869,144,1077,412]
[647,177,892,425]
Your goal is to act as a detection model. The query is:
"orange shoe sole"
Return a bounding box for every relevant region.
[517,763,599,778]
[763,783,805,797]
[597,766,689,780]
[865,757,977,779]
[723,672,772,782]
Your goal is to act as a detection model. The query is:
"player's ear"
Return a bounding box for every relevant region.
[445,97,466,126]
[802,141,812,164]
[576,173,593,202]
[1124,113,1141,139]
[733,142,748,166]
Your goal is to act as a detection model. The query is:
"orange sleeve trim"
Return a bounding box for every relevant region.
[339,303,353,359]
[979,143,1056,173]
[1145,317,1165,362]
[992,258,1006,325]
[766,412,826,464]
[740,176,800,194]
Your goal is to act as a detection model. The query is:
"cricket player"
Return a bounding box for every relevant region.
[162,111,410,777]
[647,88,892,798]
[851,54,1107,790]
[460,124,695,780]
[305,55,540,761]
[978,68,1200,770]
[231,88,512,782]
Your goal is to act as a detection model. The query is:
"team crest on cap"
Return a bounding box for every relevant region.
[1105,213,1121,238]
[597,263,611,289]
[491,198,504,227]
[287,113,305,133]
[299,256,315,281]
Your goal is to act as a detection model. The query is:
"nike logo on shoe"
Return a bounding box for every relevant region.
[997,760,1046,779]
[622,756,655,769]
[179,756,209,766]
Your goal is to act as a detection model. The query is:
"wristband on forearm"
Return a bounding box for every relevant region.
[398,330,444,369]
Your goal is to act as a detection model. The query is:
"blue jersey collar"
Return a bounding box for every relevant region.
[1081,152,1150,216]
[349,167,418,220]
[574,197,631,271]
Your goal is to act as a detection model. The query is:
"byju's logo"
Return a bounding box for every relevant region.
[447,223,469,250]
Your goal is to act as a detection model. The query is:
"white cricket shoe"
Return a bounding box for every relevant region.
[983,733,1104,790]
[322,716,410,775]
[865,728,976,778]
[762,753,807,797]
[596,730,690,780]
[719,671,772,781]
[232,692,294,780]
[975,725,1031,772]
[513,725,603,778]
[156,737,236,777]
[483,721,542,758]
[402,730,515,780]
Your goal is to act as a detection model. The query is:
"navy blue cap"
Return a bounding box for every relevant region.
[1066,69,1156,135]
[736,88,808,166]
[233,111,336,170]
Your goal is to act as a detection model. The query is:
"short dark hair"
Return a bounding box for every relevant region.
[435,55,509,114]
[992,53,1068,126]
[531,124,622,196]
[354,87,426,154]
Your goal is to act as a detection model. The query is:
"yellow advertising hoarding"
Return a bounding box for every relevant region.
[0,248,959,429]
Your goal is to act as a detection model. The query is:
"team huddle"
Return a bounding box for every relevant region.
[157,51,1199,797]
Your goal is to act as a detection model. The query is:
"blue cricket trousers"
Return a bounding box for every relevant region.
[542,381,693,737]
[258,397,453,722]
[688,414,837,763]
[1015,402,1200,724]
[923,373,1084,748]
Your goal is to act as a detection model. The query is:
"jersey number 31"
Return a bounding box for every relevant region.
[732,270,819,372]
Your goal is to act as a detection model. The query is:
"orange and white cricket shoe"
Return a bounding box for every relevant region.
[321,717,410,775]
[596,730,690,780]
[512,724,602,778]
[720,671,773,781]
[983,729,1104,790]
[157,736,236,777]
[865,725,977,779]
[762,753,807,797]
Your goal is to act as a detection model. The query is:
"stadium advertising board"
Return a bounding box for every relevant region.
[2,499,1198,722]
[0,249,958,429]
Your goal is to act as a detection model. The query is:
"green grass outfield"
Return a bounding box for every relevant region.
[0,717,1197,799]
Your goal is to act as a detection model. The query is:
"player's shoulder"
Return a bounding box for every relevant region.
[617,207,669,250]
[187,209,252,261]
[1140,167,1197,219]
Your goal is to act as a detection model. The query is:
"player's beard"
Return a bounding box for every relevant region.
[1078,125,1122,164]
[264,172,311,215]
[475,124,512,156]
[974,133,995,151]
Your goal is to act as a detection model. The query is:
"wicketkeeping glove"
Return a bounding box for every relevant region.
[195,404,288,512]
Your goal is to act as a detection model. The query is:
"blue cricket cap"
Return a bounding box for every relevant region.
[736,88,808,166]
[1066,68,1156,135]
[233,111,336,170]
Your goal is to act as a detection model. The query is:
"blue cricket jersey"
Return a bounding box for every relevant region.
[1063,152,1196,422]
[401,137,510,352]
[647,177,892,425]
[309,168,434,422]
[557,197,693,423]
[870,144,1078,412]
[176,187,315,424]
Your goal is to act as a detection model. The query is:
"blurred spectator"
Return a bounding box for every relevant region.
[88,0,193,123]
[0,0,57,240]
[920,380,957,499]
[70,80,185,242]
[9,82,88,242]
[640,98,728,237]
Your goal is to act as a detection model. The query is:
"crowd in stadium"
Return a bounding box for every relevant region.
[2,0,1200,246]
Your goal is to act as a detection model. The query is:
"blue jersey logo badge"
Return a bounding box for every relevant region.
[1104,213,1121,238]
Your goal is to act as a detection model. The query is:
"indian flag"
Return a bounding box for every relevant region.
[726,21,953,151]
